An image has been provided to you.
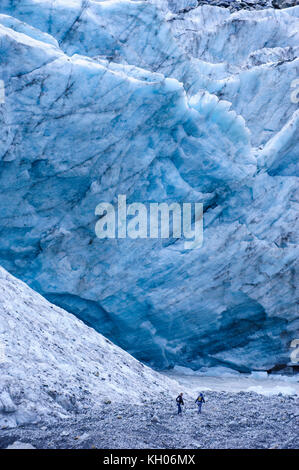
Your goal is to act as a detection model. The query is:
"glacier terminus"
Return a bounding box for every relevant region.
[0,0,298,374]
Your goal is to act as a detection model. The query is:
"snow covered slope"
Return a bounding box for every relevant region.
[0,1,298,372]
[0,266,177,429]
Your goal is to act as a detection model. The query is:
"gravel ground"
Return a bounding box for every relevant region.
[0,391,298,449]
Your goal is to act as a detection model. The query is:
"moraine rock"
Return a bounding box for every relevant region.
[6,441,36,449]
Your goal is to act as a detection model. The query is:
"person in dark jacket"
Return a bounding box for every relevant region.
[195,392,205,413]
[176,392,184,415]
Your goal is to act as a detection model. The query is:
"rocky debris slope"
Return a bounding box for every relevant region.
[0,266,177,429]
[154,0,298,14]
[0,1,298,371]
[272,0,298,8]
[174,0,299,13]
[0,391,298,449]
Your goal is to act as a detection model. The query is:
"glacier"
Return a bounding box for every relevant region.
[0,0,298,372]
[0,265,298,445]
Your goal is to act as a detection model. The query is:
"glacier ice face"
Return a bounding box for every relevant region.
[0,1,298,371]
[0,266,177,428]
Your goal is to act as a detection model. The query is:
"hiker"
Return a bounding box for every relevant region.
[195,392,205,414]
[176,392,184,415]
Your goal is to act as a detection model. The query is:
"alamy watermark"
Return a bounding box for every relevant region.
[0,340,6,363]
[290,79,299,104]
[290,339,299,364]
[95,195,203,250]
[0,79,5,104]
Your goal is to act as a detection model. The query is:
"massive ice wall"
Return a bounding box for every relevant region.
[0,0,298,371]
